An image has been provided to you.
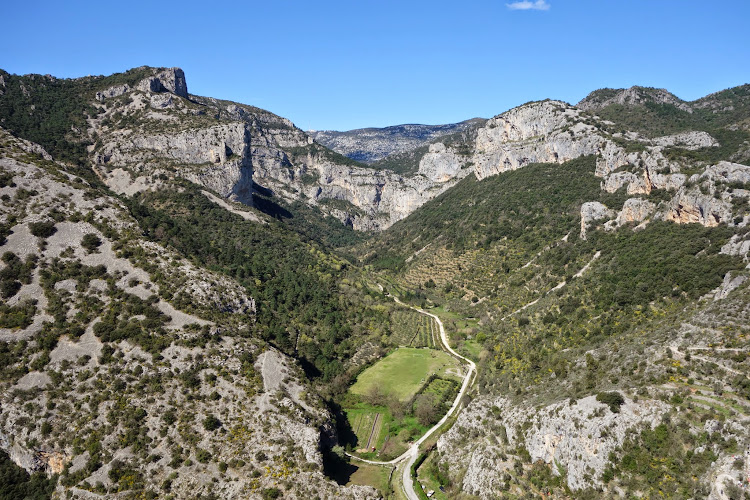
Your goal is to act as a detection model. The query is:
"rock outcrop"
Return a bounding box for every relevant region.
[99,122,254,203]
[664,188,733,226]
[418,142,464,183]
[79,67,750,232]
[713,272,748,301]
[649,130,718,149]
[472,101,603,180]
[577,86,693,113]
[136,67,188,97]
[580,201,615,239]
[616,197,657,227]
[700,161,750,185]
[437,395,668,495]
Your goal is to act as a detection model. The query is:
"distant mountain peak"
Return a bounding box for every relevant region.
[310,118,486,164]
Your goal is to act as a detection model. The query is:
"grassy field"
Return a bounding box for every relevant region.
[416,453,450,500]
[350,347,463,402]
[346,462,393,496]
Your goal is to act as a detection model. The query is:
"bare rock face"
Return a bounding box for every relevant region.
[713,272,748,301]
[721,234,750,259]
[701,161,750,185]
[664,188,733,226]
[616,198,656,226]
[650,130,719,149]
[436,396,668,495]
[580,201,615,239]
[136,67,188,97]
[577,86,693,113]
[95,84,130,102]
[82,68,741,233]
[472,101,603,180]
[418,142,464,183]
[603,171,638,193]
[97,112,254,204]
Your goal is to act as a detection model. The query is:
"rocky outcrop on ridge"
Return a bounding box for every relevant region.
[577,86,693,113]
[580,201,615,240]
[79,68,750,232]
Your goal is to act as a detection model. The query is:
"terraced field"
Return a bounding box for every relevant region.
[390,309,437,348]
[402,247,477,289]
[346,406,390,452]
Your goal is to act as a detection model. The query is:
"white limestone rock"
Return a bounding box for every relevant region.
[95,84,130,102]
[701,161,750,185]
[136,67,188,97]
[418,142,463,182]
[616,198,656,226]
[580,201,615,239]
[713,272,748,300]
[650,131,719,149]
[473,101,603,180]
[437,395,668,495]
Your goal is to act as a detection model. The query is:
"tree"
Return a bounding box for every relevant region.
[414,394,439,426]
[364,386,386,406]
[596,391,625,413]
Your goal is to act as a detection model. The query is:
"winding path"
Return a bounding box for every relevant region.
[347,287,477,500]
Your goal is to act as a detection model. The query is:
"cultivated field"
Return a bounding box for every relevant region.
[390,309,438,348]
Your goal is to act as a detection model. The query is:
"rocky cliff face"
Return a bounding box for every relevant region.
[80,68,474,230]
[579,159,750,239]
[77,68,750,233]
[437,395,668,494]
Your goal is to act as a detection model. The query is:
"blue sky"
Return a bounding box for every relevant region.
[2,0,749,131]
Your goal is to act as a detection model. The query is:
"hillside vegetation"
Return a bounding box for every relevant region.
[0,67,749,499]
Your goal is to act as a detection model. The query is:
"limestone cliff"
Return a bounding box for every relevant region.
[80,68,750,233]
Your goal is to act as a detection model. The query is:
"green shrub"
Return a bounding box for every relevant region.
[0,450,56,499]
[195,448,211,464]
[202,415,221,431]
[28,221,56,238]
[81,233,102,253]
[261,487,281,499]
[596,391,625,413]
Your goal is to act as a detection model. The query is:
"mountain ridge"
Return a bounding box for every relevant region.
[309,118,486,164]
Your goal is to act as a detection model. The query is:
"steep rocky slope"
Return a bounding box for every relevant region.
[0,128,378,499]
[309,118,485,164]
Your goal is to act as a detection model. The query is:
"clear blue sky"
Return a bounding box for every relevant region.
[2,0,749,131]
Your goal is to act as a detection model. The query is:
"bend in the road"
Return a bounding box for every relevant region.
[347,289,477,499]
